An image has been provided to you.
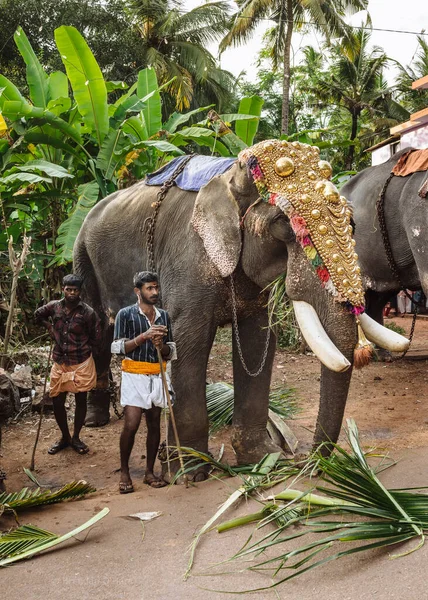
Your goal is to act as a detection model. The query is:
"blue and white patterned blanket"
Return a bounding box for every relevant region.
[145,155,236,192]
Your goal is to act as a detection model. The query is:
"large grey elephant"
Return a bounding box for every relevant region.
[342,148,427,323]
[74,140,407,471]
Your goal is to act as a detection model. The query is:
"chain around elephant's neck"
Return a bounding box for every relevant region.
[229,275,271,377]
[145,155,194,271]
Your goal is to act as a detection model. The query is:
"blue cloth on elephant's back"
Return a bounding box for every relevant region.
[145,155,236,192]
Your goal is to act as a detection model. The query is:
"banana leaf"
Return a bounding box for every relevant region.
[24,132,80,158]
[14,27,49,109]
[164,105,214,133]
[96,128,129,180]
[14,159,74,179]
[234,95,264,146]
[54,25,109,146]
[0,172,52,185]
[48,71,69,102]
[54,181,100,264]
[137,68,162,138]
[0,74,28,109]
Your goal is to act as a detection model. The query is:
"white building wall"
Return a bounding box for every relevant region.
[371,144,394,166]
[400,125,428,150]
[371,123,428,166]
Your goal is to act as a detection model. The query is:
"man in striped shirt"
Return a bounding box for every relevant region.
[111,271,176,493]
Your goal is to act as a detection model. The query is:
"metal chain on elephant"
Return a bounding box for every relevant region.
[109,379,124,419]
[376,174,419,360]
[145,155,195,272]
[229,275,271,377]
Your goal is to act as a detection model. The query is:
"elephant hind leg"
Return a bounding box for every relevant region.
[161,316,217,483]
[74,240,112,426]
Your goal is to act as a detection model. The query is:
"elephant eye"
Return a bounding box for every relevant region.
[270,213,295,243]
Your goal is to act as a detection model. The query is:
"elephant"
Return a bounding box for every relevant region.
[342,148,428,325]
[73,140,407,473]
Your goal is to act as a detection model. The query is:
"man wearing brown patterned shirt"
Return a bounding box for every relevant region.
[35,274,101,455]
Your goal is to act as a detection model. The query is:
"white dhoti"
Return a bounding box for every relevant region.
[120,371,174,409]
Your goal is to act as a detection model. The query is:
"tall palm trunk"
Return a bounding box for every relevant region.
[345,109,359,170]
[281,0,293,135]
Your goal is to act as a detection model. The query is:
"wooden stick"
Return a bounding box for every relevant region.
[157,348,188,488]
[29,342,52,471]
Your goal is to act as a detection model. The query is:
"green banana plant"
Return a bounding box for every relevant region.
[0,25,265,272]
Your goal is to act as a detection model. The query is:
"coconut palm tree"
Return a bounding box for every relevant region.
[220,0,369,135]
[311,28,409,169]
[127,0,236,111]
[396,36,428,113]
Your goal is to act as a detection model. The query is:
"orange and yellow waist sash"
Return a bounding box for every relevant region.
[121,359,166,375]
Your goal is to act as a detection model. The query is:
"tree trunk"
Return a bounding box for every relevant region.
[281,0,294,136]
[1,235,31,367]
[345,111,359,170]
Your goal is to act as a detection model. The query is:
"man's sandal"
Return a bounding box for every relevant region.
[119,481,134,494]
[48,439,70,455]
[71,439,89,455]
[143,475,167,488]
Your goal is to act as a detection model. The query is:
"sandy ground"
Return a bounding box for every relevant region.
[1,315,428,599]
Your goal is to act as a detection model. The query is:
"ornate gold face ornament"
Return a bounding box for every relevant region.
[239,139,365,309]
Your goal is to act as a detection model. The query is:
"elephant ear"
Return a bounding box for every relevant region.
[191,173,242,277]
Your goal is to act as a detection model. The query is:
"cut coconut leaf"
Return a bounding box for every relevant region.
[0,524,58,560]
[184,453,282,580]
[268,409,298,454]
[206,382,298,435]
[0,480,96,513]
[0,508,109,566]
[212,419,428,592]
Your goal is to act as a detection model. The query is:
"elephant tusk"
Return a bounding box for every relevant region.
[292,301,351,373]
[359,312,410,352]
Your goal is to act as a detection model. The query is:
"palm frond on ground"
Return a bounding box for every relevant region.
[0,480,95,514]
[213,419,428,590]
[184,451,301,579]
[206,382,299,434]
[0,508,109,566]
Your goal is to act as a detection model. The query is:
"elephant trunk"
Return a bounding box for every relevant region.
[311,299,357,454]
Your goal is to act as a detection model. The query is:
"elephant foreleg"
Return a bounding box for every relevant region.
[162,316,217,481]
[231,310,281,463]
[365,289,395,325]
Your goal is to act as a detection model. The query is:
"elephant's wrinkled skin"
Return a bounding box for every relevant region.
[342,148,427,323]
[74,154,358,470]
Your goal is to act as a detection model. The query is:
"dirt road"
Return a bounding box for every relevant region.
[1,315,428,599]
